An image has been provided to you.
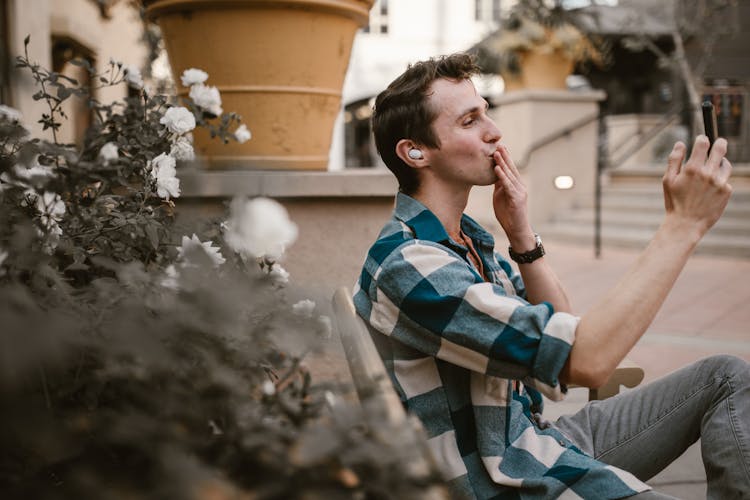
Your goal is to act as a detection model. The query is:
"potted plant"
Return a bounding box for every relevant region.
[475,0,603,91]
[143,0,375,171]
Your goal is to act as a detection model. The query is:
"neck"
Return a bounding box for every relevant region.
[411,181,470,240]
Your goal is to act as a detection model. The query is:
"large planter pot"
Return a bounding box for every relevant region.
[502,49,574,92]
[146,0,373,170]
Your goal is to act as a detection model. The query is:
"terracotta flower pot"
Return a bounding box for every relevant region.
[502,49,574,92]
[146,0,374,170]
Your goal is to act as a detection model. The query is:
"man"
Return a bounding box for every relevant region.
[353,53,749,499]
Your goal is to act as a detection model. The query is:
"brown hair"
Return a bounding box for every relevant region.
[371,53,480,194]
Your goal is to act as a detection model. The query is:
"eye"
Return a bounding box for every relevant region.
[462,116,476,126]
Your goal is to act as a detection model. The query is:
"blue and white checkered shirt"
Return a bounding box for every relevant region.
[353,193,649,499]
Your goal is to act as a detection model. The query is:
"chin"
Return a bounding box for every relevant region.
[474,175,497,187]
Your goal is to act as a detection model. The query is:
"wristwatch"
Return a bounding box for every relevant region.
[508,233,545,264]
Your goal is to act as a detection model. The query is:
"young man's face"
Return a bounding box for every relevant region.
[422,78,502,188]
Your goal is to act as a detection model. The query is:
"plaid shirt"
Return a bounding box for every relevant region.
[353,193,649,499]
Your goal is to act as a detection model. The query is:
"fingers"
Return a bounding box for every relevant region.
[686,135,711,171]
[664,141,686,180]
[717,157,733,184]
[707,138,732,183]
[498,145,521,178]
[493,146,520,185]
[662,141,686,213]
[493,163,511,191]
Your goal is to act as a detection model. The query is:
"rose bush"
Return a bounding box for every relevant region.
[0,38,441,499]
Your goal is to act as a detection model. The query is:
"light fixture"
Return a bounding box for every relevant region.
[554,175,574,190]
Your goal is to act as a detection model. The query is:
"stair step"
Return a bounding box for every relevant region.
[543,168,750,257]
[552,212,748,237]
[608,164,750,180]
[539,224,750,258]
[601,184,750,201]
[576,199,750,217]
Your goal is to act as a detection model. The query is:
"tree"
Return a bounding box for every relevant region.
[622,0,740,136]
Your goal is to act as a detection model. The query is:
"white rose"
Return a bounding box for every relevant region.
[124,65,143,89]
[0,104,23,123]
[12,159,55,185]
[262,380,276,396]
[224,197,298,260]
[177,233,226,268]
[41,219,63,254]
[98,142,119,164]
[160,106,196,135]
[234,124,251,144]
[170,134,195,161]
[180,68,209,87]
[317,315,333,339]
[36,191,65,230]
[160,264,180,291]
[189,83,223,116]
[292,299,316,318]
[149,153,180,200]
[268,263,290,285]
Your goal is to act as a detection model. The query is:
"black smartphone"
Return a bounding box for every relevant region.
[702,101,718,148]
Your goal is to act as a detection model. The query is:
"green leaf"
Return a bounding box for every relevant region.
[57,74,79,85]
[57,86,72,100]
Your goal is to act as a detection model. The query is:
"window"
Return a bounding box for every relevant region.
[51,37,96,147]
[344,98,376,168]
[476,0,504,23]
[364,0,388,34]
[492,0,502,22]
[703,85,745,138]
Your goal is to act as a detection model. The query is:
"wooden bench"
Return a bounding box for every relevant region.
[332,287,449,499]
[585,358,644,400]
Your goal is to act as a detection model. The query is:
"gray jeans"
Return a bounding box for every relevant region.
[554,355,750,500]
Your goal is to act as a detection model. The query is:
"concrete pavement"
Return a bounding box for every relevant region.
[526,239,750,499]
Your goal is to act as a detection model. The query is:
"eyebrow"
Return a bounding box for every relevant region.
[457,100,489,121]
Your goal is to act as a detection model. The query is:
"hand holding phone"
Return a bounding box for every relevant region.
[702,101,718,148]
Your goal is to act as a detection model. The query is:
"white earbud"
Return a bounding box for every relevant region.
[408,149,423,160]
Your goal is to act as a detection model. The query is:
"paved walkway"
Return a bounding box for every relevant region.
[539,239,750,499]
[311,238,750,499]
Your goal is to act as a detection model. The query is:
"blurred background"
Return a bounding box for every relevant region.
[2,0,749,271]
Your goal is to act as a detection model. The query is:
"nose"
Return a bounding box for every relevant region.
[483,116,502,144]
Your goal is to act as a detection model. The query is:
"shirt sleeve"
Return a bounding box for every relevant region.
[495,251,527,300]
[367,240,578,398]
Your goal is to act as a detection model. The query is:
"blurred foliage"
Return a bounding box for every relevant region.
[475,0,608,77]
[0,39,442,499]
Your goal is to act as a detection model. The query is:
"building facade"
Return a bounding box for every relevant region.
[1,0,147,143]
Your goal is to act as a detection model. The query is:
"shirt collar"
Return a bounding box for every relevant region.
[393,192,495,247]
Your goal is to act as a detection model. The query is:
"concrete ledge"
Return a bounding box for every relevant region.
[179,167,398,198]
[495,89,606,106]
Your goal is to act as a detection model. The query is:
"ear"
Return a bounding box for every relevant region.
[396,139,428,168]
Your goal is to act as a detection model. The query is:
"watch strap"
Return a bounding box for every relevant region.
[508,234,545,264]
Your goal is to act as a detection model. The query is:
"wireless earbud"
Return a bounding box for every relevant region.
[408,149,423,160]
